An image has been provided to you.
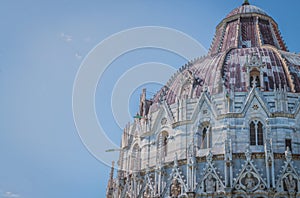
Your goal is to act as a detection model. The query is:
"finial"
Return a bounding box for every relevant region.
[285,146,292,162]
[109,161,115,180]
[245,145,251,161]
[243,0,250,6]
[174,153,178,167]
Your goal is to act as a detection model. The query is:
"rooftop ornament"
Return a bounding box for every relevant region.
[243,0,250,6]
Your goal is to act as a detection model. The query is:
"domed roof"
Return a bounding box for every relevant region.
[227,4,268,18]
[153,47,300,105]
[151,2,300,105]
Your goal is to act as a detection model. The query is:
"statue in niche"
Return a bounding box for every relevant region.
[143,186,151,198]
[244,173,256,190]
[284,174,297,194]
[205,174,216,193]
[170,179,181,197]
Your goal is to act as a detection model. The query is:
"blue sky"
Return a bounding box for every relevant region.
[1,1,300,198]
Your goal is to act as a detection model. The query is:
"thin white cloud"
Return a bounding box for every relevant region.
[2,191,20,198]
[60,32,72,42]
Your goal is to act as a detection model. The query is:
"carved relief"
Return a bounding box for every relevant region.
[205,174,216,193]
[170,179,181,197]
[252,104,259,110]
[276,147,300,196]
[233,147,267,193]
[161,117,167,125]
[241,172,259,191]
[284,174,297,195]
[196,151,225,194]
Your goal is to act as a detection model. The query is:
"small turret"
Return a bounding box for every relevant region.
[106,161,115,198]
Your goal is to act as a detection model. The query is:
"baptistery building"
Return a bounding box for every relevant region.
[106,1,300,197]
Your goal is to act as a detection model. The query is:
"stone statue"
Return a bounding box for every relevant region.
[284,174,296,194]
[143,186,151,198]
[205,174,216,193]
[170,179,181,197]
[244,173,255,190]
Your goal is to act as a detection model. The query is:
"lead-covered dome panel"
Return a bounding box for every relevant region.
[227,5,267,18]
[223,47,293,92]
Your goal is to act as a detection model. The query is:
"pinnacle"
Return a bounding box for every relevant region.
[243,0,250,6]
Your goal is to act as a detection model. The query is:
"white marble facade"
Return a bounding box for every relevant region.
[106,2,300,198]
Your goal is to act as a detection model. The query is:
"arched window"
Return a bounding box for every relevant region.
[250,120,264,146]
[202,126,208,149]
[199,124,212,149]
[130,144,141,171]
[250,69,260,88]
[157,131,169,162]
[285,139,292,152]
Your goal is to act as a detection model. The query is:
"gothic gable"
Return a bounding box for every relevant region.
[190,91,218,123]
[150,104,174,135]
[241,88,270,117]
[137,169,155,198]
[161,155,187,197]
[196,151,225,195]
[233,147,267,194]
[275,148,300,196]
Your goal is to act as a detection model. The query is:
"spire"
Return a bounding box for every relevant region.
[242,0,250,6]
[106,161,115,198]
[109,161,115,181]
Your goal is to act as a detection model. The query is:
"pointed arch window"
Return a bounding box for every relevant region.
[250,120,264,146]
[202,126,208,149]
[198,124,212,149]
[157,131,169,162]
[130,144,141,171]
